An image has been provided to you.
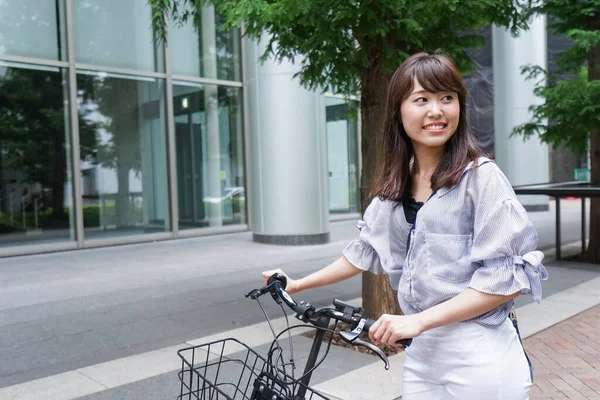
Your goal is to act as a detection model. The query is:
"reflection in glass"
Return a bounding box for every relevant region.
[326,97,359,213]
[0,0,66,60]
[0,63,75,247]
[77,72,169,239]
[172,82,245,228]
[170,5,241,81]
[74,0,163,71]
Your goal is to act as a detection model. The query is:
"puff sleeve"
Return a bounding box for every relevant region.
[342,197,388,275]
[467,166,548,303]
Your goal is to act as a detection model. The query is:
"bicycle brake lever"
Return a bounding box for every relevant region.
[343,335,390,370]
[338,320,390,370]
[245,284,274,300]
[245,288,262,299]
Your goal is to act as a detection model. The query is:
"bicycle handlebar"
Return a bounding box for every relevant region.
[246,273,412,358]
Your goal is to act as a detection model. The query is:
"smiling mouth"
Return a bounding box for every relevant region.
[423,123,447,131]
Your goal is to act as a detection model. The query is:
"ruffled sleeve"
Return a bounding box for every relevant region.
[468,197,548,303]
[342,197,388,275]
[466,163,548,302]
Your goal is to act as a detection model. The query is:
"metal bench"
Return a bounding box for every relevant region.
[513,181,599,260]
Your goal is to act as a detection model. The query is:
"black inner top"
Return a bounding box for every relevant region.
[403,197,424,225]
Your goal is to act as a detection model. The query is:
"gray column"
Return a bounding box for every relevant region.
[493,15,550,211]
[245,36,330,245]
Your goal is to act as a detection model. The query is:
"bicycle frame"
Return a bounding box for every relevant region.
[293,314,330,400]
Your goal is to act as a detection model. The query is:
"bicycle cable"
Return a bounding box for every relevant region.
[254,297,290,378]
[280,302,296,380]
[265,322,339,386]
[250,280,349,388]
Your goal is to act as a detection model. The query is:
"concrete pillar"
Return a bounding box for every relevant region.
[245,36,330,245]
[493,15,550,211]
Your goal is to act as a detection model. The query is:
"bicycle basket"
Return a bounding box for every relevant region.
[177,338,331,400]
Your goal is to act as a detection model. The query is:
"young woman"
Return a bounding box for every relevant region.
[262,52,547,399]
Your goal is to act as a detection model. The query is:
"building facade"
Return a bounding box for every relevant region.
[0,0,360,257]
[0,1,582,258]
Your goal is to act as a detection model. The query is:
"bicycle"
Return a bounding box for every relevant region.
[177,273,412,400]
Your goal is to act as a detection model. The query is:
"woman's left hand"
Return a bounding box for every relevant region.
[369,314,425,346]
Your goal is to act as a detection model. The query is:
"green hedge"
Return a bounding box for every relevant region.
[0,205,102,231]
[1,200,246,233]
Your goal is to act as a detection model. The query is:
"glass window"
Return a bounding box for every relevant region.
[172,82,245,228]
[170,5,241,81]
[0,62,75,248]
[0,0,66,60]
[73,0,163,72]
[76,71,169,239]
[326,97,359,214]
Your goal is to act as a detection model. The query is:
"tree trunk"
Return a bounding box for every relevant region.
[115,160,131,228]
[0,144,6,213]
[359,62,403,320]
[112,100,140,229]
[51,131,67,221]
[580,23,600,264]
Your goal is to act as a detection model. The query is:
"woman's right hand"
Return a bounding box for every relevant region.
[261,269,301,294]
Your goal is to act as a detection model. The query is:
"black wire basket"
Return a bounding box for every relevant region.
[177,338,331,400]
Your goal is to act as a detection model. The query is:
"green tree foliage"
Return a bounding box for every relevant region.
[0,67,98,225]
[515,67,599,154]
[151,0,528,94]
[514,2,600,153]
[515,1,600,263]
[149,0,530,317]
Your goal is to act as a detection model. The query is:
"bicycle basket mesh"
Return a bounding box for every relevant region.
[177,338,330,400]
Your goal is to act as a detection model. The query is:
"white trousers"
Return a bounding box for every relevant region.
[402,318,532,400]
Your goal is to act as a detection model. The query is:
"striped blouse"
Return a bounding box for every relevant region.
[343,157,548,326]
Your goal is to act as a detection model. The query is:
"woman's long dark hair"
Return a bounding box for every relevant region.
[371,52,485,201]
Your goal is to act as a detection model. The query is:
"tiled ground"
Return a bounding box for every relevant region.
[525,305,600,399]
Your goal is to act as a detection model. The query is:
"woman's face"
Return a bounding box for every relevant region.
[400,78,460,151]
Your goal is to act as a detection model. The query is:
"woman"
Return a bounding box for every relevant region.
[262,52,547,399]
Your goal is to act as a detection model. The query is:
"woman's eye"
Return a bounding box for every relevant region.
[415,97,427,103]
[442,95,454,101]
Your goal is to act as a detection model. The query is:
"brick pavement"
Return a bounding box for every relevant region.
[525,304,600,399]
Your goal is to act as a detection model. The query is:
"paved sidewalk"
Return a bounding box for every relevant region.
[526,305,600,399]
[0,259,598,399]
